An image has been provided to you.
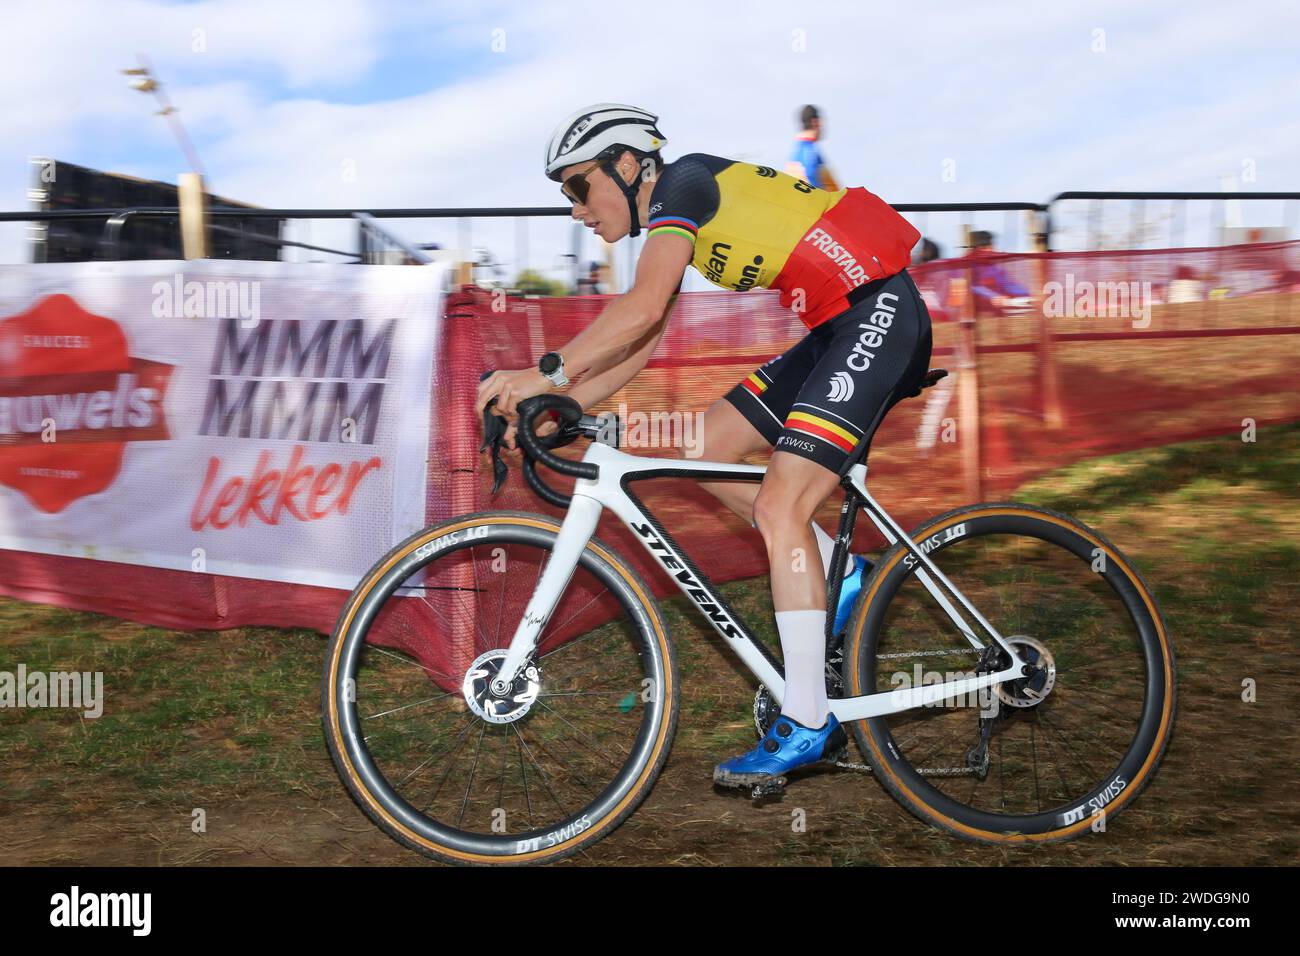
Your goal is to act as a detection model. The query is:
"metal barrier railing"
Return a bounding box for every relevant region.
[0,201,1052,288]
[1046,191,1300,251]
[3,192,1298,281]
[354,212,433,265]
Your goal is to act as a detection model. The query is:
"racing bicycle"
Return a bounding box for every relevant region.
[322,370,1177,865]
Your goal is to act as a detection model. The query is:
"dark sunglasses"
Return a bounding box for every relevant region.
[560,161,606,205]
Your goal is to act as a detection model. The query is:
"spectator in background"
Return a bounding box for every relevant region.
[964,230,1032,316]
[1166,264,1205,303]
[1267,267,1300,295]
[785,105,840,191]
[575,260,604,295]
[913,237,942,265]
[910,237,949,321]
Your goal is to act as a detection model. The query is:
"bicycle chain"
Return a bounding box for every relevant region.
[832,760,975,776]
[792,638,985,776]
[874,647,982,660]
[833,760,872,773]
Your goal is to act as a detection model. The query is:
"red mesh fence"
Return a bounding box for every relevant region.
[3,240,1299,691]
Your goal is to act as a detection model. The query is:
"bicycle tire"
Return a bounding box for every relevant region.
[843,502,1177,844]
[322,510,679,865]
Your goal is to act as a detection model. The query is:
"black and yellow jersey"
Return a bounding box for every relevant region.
[646,153,920,329]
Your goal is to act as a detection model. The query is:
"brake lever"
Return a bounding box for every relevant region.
[478,371,509,496]
[539,413,580,448]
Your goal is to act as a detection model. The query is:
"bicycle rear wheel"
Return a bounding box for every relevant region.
[844,503,1176,843]
[322,511,678,865]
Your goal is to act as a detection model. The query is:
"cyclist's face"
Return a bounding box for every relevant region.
[561,155,636,242]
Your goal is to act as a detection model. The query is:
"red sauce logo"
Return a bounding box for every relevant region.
[0,294,173,513]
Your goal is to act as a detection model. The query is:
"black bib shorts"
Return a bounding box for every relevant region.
[723,269,933,475]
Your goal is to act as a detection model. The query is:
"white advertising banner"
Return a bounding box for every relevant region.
[0,260,445,589]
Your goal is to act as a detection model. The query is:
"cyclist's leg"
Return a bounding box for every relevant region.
[753,271,930,729]
[693,398,770,520]
[752,451,842,731]
[702,330,823,524]
[692,405,856,586]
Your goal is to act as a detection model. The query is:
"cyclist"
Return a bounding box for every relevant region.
[476,103,932,791]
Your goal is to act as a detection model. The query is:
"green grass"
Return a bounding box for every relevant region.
[0,625,323,802]
[1013,424,1300,515]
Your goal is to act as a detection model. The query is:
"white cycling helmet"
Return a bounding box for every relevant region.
[545,103,667,237]
[544,103,667,181]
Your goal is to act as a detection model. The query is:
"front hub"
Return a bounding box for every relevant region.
[463,649,541,724]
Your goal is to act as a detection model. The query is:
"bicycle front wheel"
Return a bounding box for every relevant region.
[844,502,1176,844]
[322,511,678,865]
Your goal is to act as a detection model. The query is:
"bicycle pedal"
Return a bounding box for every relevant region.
[749,777,787,799]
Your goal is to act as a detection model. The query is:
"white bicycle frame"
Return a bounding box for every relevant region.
[490,441,1029,720]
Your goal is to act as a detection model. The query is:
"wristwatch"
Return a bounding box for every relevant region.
[538,351,569,387]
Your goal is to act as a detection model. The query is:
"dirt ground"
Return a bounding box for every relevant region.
[2,426,1298,866]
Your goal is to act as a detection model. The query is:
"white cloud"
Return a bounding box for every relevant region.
[1,0,1296,268]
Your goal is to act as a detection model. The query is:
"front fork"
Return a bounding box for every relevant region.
[489,494,603,695]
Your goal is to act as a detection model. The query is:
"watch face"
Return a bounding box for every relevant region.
[540,353,560,374]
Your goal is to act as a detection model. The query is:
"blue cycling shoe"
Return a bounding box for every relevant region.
[714,712,848,791]
[833,555,872,635]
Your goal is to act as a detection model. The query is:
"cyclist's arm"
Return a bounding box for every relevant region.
[555,232,692,382]
[568,294,676,411]
[569,302,660,386]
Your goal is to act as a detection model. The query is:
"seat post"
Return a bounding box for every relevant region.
[824,469,866,645]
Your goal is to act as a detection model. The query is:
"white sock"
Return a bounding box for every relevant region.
[811,524,854,580]
[774,609,830,728]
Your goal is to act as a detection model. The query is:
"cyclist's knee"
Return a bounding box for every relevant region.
[753,481,811,545]
[754,457,837,542]
[751,489,781,549]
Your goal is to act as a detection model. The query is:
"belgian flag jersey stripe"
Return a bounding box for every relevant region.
[646,153,921,329]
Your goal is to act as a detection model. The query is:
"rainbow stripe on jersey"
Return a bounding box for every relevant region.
[647,216,698,243]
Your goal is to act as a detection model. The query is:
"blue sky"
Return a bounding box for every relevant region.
[2,0,1296,275]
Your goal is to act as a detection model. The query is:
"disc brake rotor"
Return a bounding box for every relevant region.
[463,649,541,724]
[994,635,1057,708]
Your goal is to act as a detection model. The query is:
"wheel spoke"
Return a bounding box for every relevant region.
[859,510,1172,833]
[327,520,669,861]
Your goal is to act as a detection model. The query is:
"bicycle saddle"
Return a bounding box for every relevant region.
[908,368,948,397]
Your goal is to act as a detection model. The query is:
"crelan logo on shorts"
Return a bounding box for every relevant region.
[845,291,897,372]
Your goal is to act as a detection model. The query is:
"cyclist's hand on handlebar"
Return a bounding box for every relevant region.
[476,367,553,421]
[500,417,558,458]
